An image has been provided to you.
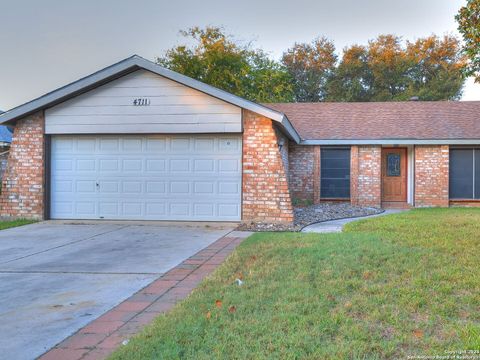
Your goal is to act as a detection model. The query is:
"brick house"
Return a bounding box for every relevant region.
[0,56,479,223]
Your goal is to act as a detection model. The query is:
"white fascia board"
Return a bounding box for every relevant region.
[0,58,140,125]
[0,55,301,143]
[301,139,480,145]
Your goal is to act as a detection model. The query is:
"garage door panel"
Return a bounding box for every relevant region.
[218,203,240,217]
[194,138,215,152]
[76,180,96,193]
[77,202,96,216]
[170,203,189,216]
[122,138,143,152]
[52,201,73,216]
[51,135,242,221]
[77,159,96,171]
[169,159,190,172]
[123,203,143,216]
[123,181,142,193]
[146,159,166,172]
[218,138,241,152]
[100,138,119,151]
[77,138,96,151]
[194,159,214,172]
[194,203,215,217]
[218,159,240,172]
[145,203,166,216]
[98,202,118,216]
[146,138,166,151]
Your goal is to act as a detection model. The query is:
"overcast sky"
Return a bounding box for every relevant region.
[0,0,479,110]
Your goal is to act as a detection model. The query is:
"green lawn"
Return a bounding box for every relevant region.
[0,219,36,230]
[110,209,480,359]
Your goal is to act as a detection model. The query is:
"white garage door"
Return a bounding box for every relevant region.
[50,135,242,221]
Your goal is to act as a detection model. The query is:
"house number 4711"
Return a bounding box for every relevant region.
[133,98,150,106]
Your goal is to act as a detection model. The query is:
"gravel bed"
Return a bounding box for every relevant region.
[237,202,384,232]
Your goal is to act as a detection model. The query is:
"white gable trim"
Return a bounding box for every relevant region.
[0,55,301,143]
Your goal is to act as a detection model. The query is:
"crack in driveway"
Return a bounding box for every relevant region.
[0,225,131,265]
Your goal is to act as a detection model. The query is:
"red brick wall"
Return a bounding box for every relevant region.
[288,144,315,203]
[414,145,449,207]
[242,110,294,223]
[0,111,45,219]
[350,145,382,207]
[449,201,480,207]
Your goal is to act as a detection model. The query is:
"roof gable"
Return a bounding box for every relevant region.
[0,55,300,142]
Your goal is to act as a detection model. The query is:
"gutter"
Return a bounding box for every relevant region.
[301,139,480,145]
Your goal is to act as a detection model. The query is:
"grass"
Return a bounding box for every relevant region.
[110,209,480,359]
[0,219,36,230]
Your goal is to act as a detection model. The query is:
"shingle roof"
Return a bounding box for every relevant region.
[265,101,480,141]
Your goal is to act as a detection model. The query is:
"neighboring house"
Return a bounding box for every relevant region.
[0,55,478,222]
[0,110,12,181]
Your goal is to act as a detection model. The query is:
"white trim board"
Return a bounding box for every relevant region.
[0,55,301,143]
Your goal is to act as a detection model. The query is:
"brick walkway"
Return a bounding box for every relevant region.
[39,231,251,360]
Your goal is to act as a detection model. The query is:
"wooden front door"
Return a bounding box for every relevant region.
[382,148,407,202]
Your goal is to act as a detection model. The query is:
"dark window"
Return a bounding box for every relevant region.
[475,149,480,199]
[387,153,401,176]
[449,148,480,199]
[321,148,350,199]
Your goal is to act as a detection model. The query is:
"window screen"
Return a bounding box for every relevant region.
[475,149,480,199]
[449,149,474,199]
[320,148,350,199]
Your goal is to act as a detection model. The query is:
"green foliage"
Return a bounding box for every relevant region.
[159,27,465,103]
[157,27,294,103]
[291,197,314,206]
[110,209,480,359]
[0,219,36,230]
[326,45,373,102]
[456,0,480,82]
[327,34,465,101]
[282,37,337,102]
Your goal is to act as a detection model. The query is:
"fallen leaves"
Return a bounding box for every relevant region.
[413,329,424,339]
[206,300,237,320]
[362,271,374,280]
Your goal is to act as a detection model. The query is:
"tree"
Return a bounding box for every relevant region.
[404,35,466,100]
[366,35,413,100]
[327,45,373,102]
[456,0,480,82]
[327,34,465,101]
[157,26,294,103]
[282,37,337,102]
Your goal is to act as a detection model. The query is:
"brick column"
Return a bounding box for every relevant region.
[242,110,294,223]
[350,145,382,208]
[313,146,321,204]
[288,144,314,204]
[414,145,449,207]
[0,111,45,219]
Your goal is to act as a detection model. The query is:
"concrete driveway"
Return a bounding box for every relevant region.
[0,221,235,360]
